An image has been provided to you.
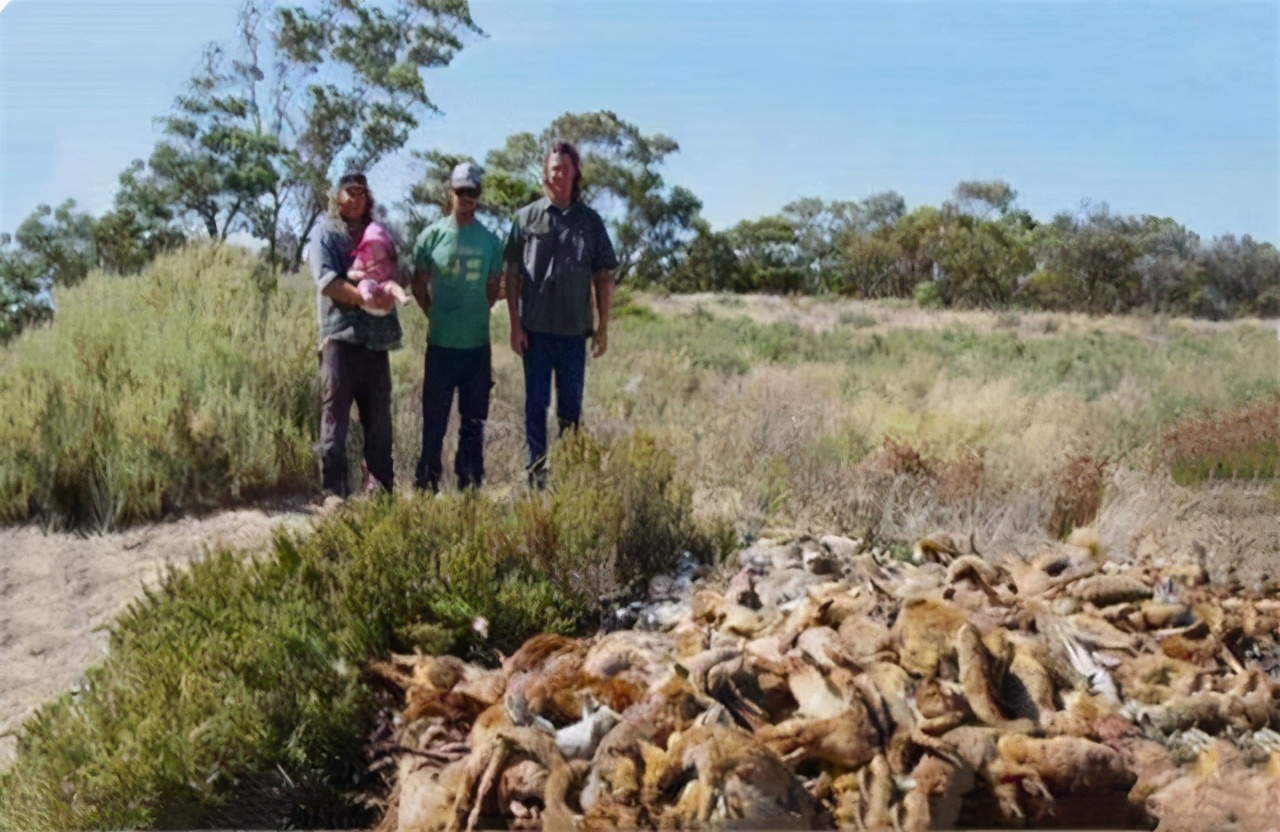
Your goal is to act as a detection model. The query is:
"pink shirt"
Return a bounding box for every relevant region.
[351,222,397,284]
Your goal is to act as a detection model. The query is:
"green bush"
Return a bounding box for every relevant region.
[0,244,317,530]
[0,430,709,830]
[912,279,943,308]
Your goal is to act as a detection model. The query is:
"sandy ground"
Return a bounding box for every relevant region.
[0,508,316,769]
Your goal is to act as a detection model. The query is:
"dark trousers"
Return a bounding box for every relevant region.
[319,340,393,497]
[416,344,491,491]
[522,331,587,475]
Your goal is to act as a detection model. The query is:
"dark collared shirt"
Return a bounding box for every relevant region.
[504,197,619,337]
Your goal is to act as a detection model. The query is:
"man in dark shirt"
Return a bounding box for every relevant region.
[308,172,401,499]
[504,142,619,487]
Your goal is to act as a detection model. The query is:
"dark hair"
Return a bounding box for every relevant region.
[543,141,582,201]
[329,172,375,225]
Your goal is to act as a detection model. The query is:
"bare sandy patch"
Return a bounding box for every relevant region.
[0,508,316,769]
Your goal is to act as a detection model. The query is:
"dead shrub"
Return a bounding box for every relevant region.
[1048,452,1110,539]
[878,435,934,479]
[875,437,986,505]
[1162,398,1280,485]
[936,447,986,504]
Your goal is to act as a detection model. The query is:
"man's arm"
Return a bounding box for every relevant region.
[411,264,433,315]
[486,271,502,307]
[505,260,527,355]
[311,231,366,308]
[502,218,528,355]
[591,269,616,358]
[321,278,365,307]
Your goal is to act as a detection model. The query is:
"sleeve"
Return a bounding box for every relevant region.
[413,226,436,275]
[591,214,619,275]
[309,228,344,291]
[503,214,525,270]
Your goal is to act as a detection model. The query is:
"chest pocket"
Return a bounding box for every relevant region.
[561,226,587,266]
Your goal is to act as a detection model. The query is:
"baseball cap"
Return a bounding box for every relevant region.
[449,162,483,191]
[338,172,368,190]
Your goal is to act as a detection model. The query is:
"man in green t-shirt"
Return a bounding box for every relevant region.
[410,162,504,492]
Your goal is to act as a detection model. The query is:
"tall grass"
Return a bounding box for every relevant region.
[4,247,1275,535]
[0,430,717,830]
[0,245,316,530]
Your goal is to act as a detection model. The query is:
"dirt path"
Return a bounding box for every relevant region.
[0,509,316,769]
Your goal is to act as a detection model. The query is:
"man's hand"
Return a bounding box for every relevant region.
[510,323,528,356]
[321,277,364,308]
[591,326,608,358]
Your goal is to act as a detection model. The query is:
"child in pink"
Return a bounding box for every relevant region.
[350,222,409,316]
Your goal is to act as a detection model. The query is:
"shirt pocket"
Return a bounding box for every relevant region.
[524,230,553,282]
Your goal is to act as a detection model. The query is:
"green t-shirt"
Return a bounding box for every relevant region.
[413,216,504,349]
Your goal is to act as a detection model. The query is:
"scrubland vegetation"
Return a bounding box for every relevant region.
[1,244,1277,827]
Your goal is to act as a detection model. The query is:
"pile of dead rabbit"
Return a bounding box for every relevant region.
[366,529,1280,831]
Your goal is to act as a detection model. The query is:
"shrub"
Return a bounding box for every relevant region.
[1163,398,1280,485]
[1047,452,1110,539]
[912,279,943,308]
[0,244,317,530]
[0,429,706,830]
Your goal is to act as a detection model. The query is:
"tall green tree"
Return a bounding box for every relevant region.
[403,111,702,282]
[0,201,98,343]
[1200,234,1280,318]
[930,215,1034,307]
[1031,203,1141,313]
[1133,216,1202,314]
[665,220,740,293]
[0,235,54,344]
[149,29,284,245]
[151,0,482,269]
[834,192,912,298]
[93,161,187,275]
[779,197,862,292]
[925,181,1035,307]
[725,215,807,293]
[12,200,98,289]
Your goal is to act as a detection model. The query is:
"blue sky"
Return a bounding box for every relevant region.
[1,0,1276,243]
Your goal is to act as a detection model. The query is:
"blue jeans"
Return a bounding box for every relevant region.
[416,344,491,492]
[522,331,587,477]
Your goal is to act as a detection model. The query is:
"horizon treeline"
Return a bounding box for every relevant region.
[3,0,1277,344]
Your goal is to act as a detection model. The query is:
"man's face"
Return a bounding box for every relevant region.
[337,183,368,221]
[452,186,479,222]
[545,152,576,204]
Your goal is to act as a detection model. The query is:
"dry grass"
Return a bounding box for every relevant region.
[1163,397,1280,485]
[573,292,1280,560]
[4,252,1275,552]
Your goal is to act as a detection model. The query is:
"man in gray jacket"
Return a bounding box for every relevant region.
[309,172,401,498]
